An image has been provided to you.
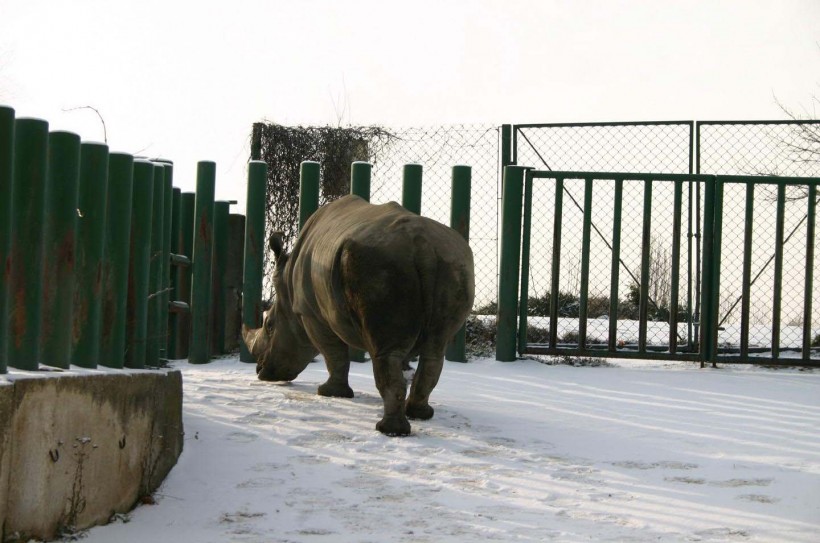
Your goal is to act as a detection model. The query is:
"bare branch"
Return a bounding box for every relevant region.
[62,105,108,143]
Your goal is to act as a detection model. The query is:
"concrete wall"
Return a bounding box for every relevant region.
[0,370,183,541]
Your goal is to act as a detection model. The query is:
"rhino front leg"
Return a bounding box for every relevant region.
[372,353,411,436]
[406,350,444,420]
[304,322,354,398]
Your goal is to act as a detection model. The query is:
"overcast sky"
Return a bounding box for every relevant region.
[1,0,818,211]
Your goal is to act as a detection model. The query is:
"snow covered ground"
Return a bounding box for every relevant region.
[78,356,820,543]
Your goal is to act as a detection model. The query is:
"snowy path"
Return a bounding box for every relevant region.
[80,357,820,542]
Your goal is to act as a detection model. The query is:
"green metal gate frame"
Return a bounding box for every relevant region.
[497,166,820,367]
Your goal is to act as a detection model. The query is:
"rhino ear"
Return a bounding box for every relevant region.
[269,231,284,260]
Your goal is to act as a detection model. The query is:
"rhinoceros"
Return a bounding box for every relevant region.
[242,194,475,436]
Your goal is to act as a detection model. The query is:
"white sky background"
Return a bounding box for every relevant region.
[0,0,818,213]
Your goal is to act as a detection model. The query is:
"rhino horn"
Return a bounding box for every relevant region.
[241,324,262,356]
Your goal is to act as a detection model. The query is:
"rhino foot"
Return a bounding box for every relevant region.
[376,416,411,437]
[406,403,434,421]
[317,381,354,398]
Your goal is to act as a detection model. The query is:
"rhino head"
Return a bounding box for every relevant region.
[242,232,317,382]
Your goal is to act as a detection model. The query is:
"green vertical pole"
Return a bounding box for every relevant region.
[496,165,525,362]
[99,152,134,368]
[350,161,371,362]
[638,179,652,353]
[446,165,472,362]
[700,176,717,366]
[241,161,267,363]
[669,180,683,354]
[0,106,14,373]
[402,164,423,214]
[211,200,229,354]
[168,187,182,358]
[501,124,513,167]
[350,161,371,201]
[160,163,173,362]
[125,160,154,369]
[72,141,109,369]
[549,177,564,348]
[802,184,816,360]
[8,118,48,370]
[740,182,755,359]
[578,177,593,348]
[41,131,80,369]
[299,161,320,231]
[608,178,624,350]
[517,170,532,354]
[771,184,786,359]
[145,164,165,367]
[177,192,195,359]
[190,161,215,364]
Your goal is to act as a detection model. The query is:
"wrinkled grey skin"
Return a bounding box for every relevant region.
[242,195,475,436]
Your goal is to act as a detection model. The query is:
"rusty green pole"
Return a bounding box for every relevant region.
[241,161,267,362]
[446,165,472,362]
[0,106,15,373]
[40,131,81,369]
[125,160,155,369]
[299,161,320,231]
[211,200,229,354]
[350,161,371,362]
[168,187,182,358]
[496,165,525,362]
[160,163,173,362]
[99,152,134,368]
[72,141,109,369]
[145,164,165,367]
[9,118,48,370]
[177,192,195,359]
[189,161,215,364]
[402,163,423,214]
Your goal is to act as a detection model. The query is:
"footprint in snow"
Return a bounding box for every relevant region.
[226,431,258,443]
[736,494,780,504]
[709,478,773,488]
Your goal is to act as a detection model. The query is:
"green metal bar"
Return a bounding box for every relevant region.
[160,163,174,361]
[496,165,525,361]
[190,161,216,364]
[299,161,320,231]
[638,179,652,353]
[706,178,724,366]
[402,163,423,214]
[803,184,816,360]
[740,183,754,358]
[548,177,564,349]
[168,187,181,359]
[0,105,13,373]
[144,164,165,367]
[349,161,371,362]
[608,178,623,350]
[177,192,195,360]
[99,152,134,368]
[71,141,109,369]
[241,161,267,363]
[501,125,513,167]
[669,180,683,354]
[350,161,371,202]
[211,201,229,354]
[9,118,48,370]
[516,170,532,355]
[578,178,593,348]
[446,165,471,362]
[40,131,80,369]
[771,184,786,359]
[125,160,154,369]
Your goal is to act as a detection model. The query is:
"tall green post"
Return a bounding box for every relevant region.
[40,131,81,369]
[145,164,165,367]
[299,161,320,231]
[177,192,195,359]
[446,165,472,362]
[402,163,423,214]
[350,161,371,362]
[190,161,215,364]
[99,152,134,368]
[211,200,230,354]
[72,141,109,369]
[241,161,267,362]
[160,163,174,361]
[125,160,155,369]
[0,106,13,373]
[496,165,525,362]
[168,187,182,358]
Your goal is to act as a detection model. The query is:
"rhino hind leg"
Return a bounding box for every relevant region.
[406,351,444,421]
[373,352,412,436]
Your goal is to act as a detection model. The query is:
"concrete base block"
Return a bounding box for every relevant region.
[0,370,183,541]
